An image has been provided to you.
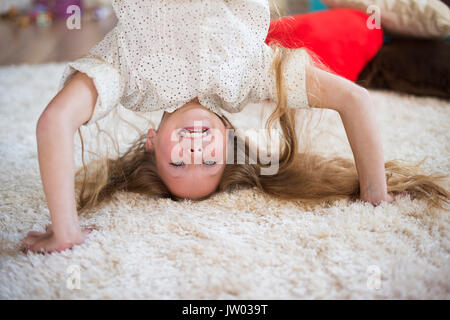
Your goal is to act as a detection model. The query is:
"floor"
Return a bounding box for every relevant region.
[0,15,117,66]
[0,62,448,299]
[0,1,310,66]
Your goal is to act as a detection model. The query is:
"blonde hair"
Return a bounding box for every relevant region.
[74,45,449,215]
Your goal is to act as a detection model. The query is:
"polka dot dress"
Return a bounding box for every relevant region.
[60,0,311,126]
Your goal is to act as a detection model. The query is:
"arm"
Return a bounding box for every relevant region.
[305,64,393,205]
[23,72,97,253]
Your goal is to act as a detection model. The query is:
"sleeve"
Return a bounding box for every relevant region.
[59,28,124,126]
[267,47,312,109]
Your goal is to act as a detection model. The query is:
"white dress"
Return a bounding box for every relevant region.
[60,0,311,126]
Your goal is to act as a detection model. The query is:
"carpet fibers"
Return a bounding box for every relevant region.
[0,63,449,299]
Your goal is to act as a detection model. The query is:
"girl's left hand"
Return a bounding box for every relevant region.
[363,192,393,206]
[360,190,409,207]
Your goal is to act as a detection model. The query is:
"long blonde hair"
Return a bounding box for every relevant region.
[74,45,449,214]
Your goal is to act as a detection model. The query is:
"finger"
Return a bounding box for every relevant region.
[23,235,41,246]
[29,237,51,254]
[387,193,394,203]
[45,224,53,233]
[80,228,93,241]
[26,231,45,237]
[21,244,30,254]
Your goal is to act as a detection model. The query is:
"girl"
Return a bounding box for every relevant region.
[23,0,449,253]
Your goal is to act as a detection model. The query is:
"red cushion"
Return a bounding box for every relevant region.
[265,9,384,81]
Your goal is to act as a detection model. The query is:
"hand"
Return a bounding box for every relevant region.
[22,224,93,254]
[360,189,410,207]
[361,191,393,206]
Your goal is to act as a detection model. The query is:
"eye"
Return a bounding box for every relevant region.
[203,160,217,166]
[170,161,184,167]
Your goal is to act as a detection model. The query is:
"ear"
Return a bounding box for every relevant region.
[145,129,157,152]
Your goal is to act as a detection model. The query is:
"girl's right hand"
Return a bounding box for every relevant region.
[22,224,93,254]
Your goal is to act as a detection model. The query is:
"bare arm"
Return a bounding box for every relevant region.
[23,72,97,253]
[305,64,392,205]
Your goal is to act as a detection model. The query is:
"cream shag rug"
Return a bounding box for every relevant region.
[0,63,449,299]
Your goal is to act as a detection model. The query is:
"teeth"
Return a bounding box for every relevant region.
[179,129,209,138]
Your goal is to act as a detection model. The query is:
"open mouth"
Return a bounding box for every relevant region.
[178,126,210,138]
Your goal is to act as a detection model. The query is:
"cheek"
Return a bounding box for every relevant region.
[156,128,182,161]
[203,133,227,163]
[159,141,184,163]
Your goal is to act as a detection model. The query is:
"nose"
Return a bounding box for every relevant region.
[188,146,203,164]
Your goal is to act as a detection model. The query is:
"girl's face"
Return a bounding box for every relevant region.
[145,98,229,199]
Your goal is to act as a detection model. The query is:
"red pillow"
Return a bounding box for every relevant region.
[265,9,384,82]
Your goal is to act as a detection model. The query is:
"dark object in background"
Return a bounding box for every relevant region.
[33,0,84,18]
[357,39,450,99]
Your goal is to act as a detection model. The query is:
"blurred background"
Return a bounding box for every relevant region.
[1,0,448,99]
[0,0,322,66]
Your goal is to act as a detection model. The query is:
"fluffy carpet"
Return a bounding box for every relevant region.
[0,63,449,299]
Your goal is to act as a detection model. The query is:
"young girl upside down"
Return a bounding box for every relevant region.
[23,0,449,253]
